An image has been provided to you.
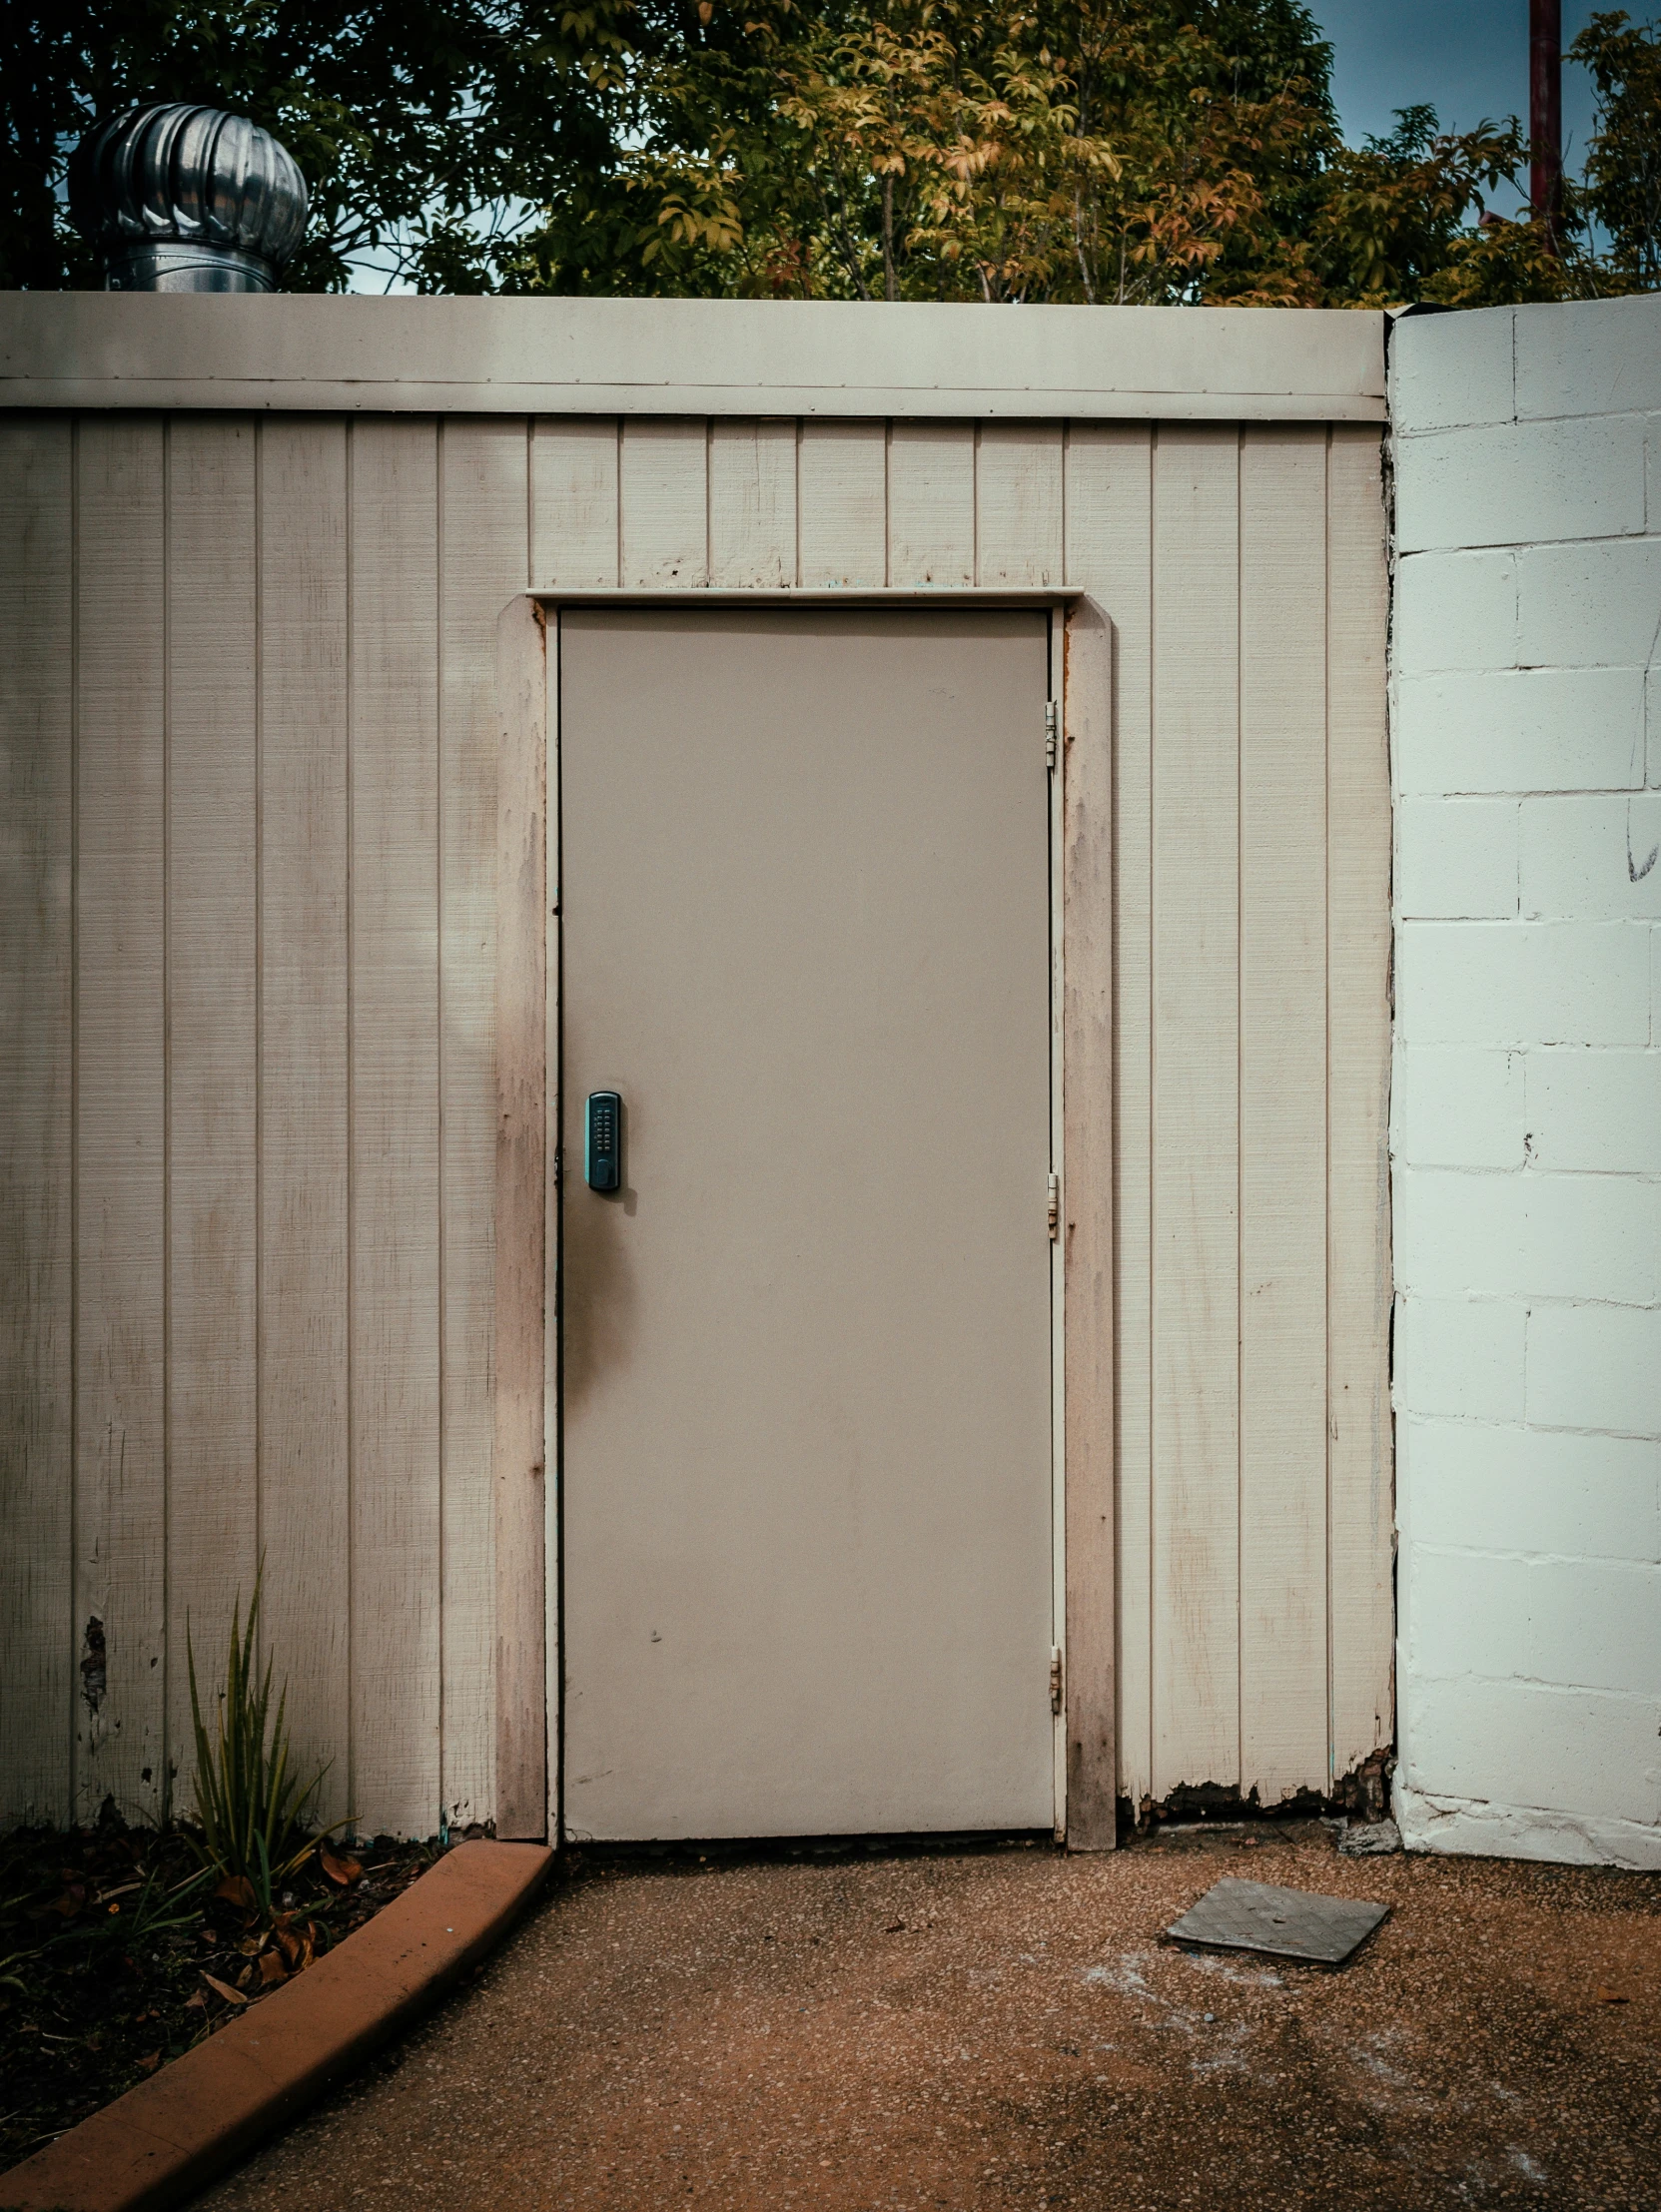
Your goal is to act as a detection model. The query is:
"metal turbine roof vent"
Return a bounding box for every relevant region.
[69,103,309,293]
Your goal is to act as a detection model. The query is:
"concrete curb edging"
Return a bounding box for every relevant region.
[0,1839,555,2212]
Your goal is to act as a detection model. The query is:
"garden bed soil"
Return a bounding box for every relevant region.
[0,1813,451,2174]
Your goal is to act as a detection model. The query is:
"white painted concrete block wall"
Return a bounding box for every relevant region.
[1391,297,1661,1869]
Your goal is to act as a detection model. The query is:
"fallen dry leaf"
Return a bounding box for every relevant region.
[214,1875,258,1914]
[258,1950,289,1988]
[201,1972,249,2007]
[135,2051,162,2075]
[183,1990,206,2011]
[319,1844,362,1888]
[1596,1988,1631,2005]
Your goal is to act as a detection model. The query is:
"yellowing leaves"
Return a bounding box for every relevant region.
[505,0,1658,308]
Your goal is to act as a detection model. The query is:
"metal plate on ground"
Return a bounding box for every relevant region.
[1165,1877,1388,1967]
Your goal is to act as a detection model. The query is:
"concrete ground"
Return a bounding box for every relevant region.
[202,1823,1661,2211]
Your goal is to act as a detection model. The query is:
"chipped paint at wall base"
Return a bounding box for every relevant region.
[1396,1784,1661,1874]
[1125,1746,1394,1838]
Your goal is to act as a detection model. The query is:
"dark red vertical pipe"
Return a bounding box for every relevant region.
[1530,0,1563,243]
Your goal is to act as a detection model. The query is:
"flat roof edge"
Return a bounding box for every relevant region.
[0,296,1387,421]
[0,379,1386,421]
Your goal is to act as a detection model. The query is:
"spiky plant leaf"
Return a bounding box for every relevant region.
[187,1561,347,1890]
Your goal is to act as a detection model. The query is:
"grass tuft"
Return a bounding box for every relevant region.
[186,1564,345,1902]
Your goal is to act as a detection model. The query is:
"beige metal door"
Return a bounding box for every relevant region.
[558,605,1053,1840]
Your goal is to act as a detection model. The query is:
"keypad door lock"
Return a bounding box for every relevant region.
[585,1091,622,1191]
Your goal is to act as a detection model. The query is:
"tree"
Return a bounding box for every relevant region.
[510,0,1661,306]
[510,0,1351,304]
[0,0,629,291]
[1313,106,1599,308]
[1574,8,1661,289]
[6,0,1659,304]
[768,1,1335,306]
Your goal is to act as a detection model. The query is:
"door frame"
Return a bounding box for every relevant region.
[493,587,1116,1849]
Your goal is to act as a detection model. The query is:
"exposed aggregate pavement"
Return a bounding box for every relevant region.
[201,1821,1661,2211]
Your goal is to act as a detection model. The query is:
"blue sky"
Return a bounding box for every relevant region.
[1312,1,1611,176]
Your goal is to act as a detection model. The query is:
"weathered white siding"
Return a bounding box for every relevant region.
[1090,421,1392,1814]
[0,406,1390,1837]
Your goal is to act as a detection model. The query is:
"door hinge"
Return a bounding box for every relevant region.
[1044,699,1059,770]
[1049,1646,1065,1716]
[1047,1170,1060,1240]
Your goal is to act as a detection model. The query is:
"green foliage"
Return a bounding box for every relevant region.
[509,0,1661,307]
[1313,104,1601,308]
[0,1854,212,1999]
[1574,9,1661,289]
[510,0,1350,304]
[0,1817,431,2165]
[187,1567,339,1892]
[0,0,630,290]
[6,0,1660,303]
[0,1822,217,2159]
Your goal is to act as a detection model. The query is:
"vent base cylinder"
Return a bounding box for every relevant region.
[107,241,277,293]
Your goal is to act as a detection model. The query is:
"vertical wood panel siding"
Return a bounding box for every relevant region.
[1325,425,1394,1786]
[1150,425,1243,1803]
[620,419,707,587]
[166,418,260,1791]
[709,420,796,586]
[258,418,352,1832]
[530,418,617,588]
[1062,425,1154,1809]
[0,419,75,1825]
[1238,426,1329,1802]
[978,424,1065,586]
[0,410,1389,1836]
[349,420,443,1842]
[889,424,975,586]
[75,418,168,1826]
[798,421,887,585]
[438,417,526,1830]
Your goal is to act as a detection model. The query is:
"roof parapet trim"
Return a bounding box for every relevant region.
[0,295,1386,422]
